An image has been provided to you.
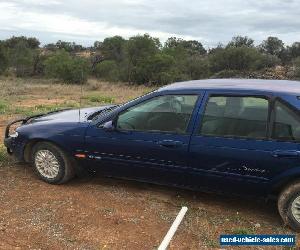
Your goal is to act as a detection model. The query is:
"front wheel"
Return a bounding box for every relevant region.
[278,181,300,231]
[32,142,75,184]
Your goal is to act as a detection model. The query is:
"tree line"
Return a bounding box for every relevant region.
[0,35,300,84]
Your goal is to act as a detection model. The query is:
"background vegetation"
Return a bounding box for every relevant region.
[0,35,300,84]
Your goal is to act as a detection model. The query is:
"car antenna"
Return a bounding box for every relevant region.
[78,69,84,123]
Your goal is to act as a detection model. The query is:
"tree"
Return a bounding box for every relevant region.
[259,37,284,57]
[132,53,175,84]
[27,37,40,49]
[290,42,300,59]
[0,43,8,74]
[45,50,89,84]
[100,36,126,62]
[9,41,35,77]
[255,54,280,69]
[93,41,102,50]
[186,56,210,79]
[94,60,119,82]
[44,40,84,53]
[32,53,48,76]
[44,43,57,51]
[125,34,160,83]
[165,37,206,55]
[163,37,208,81]
[209,46,263,72]
[5,36,40,49]
[227,36,254,48]
[281,42,300,65]
[126,34,160,64]
[294,57,300,79]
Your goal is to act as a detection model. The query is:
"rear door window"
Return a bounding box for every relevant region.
[272,100,300,141]
[199,95,269,139]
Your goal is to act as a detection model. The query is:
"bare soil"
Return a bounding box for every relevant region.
[0,164,293,250]
[0,78,297,249]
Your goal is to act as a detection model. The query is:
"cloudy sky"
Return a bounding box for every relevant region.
[0,0,299,47]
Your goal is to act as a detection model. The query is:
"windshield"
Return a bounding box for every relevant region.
[89,90,157,121]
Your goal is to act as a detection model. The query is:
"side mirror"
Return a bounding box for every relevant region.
[102,120,115,131]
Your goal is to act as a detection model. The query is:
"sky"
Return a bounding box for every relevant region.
[0,0,299,48]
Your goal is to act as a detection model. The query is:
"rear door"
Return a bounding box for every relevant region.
[188,91,284,195]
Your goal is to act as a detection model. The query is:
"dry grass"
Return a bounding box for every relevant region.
[0,77,154,142]
[0,77,154,106]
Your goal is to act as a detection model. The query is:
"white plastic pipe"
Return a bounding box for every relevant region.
[158,206,188,250]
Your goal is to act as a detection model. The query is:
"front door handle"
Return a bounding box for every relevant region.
[271,150,300,158]
[157,140,183,148]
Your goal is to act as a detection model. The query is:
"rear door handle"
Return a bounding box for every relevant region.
[271,150,300,158]
[157,140,183,148]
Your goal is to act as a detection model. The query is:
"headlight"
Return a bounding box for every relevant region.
[9,132,18,138]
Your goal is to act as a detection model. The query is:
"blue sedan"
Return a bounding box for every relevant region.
[4,79,300,231]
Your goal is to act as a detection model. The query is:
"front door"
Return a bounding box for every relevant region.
[85,94,200,185]
[188,91,300,195]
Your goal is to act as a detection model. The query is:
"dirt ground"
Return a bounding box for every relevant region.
[0,78,297,249]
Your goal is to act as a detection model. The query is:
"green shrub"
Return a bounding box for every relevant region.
[100,36,126,62]
[94,60,119,82]
[144,53,175,84]
[154,71,175,85]
[0,100,8,114]
[186,56,210,79]
[211,69,243,79]
[0,43,8,74]
[259,36,284,57]
[33,53,48,76]
[9,41,35,77]
[254,54,281,69]
[129,53,176,84]
[45,50,89,84]
[209,46,262,73]
[125,34,161,83]
[231,227,255,235]
[0,145,9,167]
[84,94,115,104]
[226,36,254,48]
[294,57,300,79]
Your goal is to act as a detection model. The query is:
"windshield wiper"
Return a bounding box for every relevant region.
[88,105,119,120]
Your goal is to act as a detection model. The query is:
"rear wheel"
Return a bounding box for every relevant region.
[32,142,75,184]
[278,181,300,231]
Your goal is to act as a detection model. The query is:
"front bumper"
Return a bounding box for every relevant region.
[4,109,71,160]
[4,137,13,154]
[4,118,26,156]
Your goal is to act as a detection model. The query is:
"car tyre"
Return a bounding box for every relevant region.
[278,181,300,231]
[32,142,75,184]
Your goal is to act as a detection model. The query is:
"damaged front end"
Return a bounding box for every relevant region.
[4,109,71,155]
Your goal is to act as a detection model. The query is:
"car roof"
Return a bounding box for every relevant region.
[158,79,300,95]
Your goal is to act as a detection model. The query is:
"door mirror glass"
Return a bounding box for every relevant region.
[101,120,115,131]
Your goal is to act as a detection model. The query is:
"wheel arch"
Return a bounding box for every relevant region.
[271,175,300,197]
[23,138,71,163]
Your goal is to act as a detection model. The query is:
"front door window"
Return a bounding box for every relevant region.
[116,95,198,134]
